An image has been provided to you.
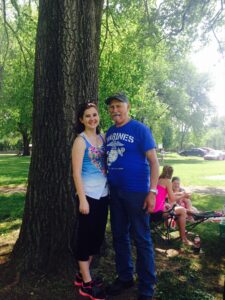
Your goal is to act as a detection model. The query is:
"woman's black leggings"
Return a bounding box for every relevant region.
[75,195,109,261]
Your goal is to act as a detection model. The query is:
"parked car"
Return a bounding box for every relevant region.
[204,150,225,160]
[201,147,214,153]
[179,148,207,157]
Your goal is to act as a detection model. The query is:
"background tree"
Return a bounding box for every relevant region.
[203,116,225,149]
[99,1,215,149]
[0,3,37,155]
[1,0,224,154]
[157,61,212,149]
[155,0,225,53]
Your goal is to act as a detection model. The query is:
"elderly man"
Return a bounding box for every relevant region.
[105,93,159,300]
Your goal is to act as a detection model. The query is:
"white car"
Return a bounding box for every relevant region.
[204,150,225,160]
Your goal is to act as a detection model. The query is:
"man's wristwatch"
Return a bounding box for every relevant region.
[149,188,158,195]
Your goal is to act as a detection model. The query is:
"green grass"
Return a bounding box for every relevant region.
[0,154,30,187]
[162,152,225,187]
[0,193,25,235]
[153,193,225,300]
[0,153,225,299]
[192,193,224,211]
[0,154,29,235]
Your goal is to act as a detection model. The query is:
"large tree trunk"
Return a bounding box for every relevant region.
[13,0,104,274]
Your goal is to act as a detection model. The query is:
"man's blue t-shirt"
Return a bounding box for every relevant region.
[106,119,156,192]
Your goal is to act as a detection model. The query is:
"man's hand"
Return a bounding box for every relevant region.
[143,192,156,213]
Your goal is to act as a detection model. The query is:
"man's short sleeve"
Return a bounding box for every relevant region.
[139,124,156,153]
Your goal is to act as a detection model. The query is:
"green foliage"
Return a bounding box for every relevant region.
[0,3,38,151]
[203,116,225,149]
[99,1,215,150]
[0,133,22,150]
[155,60,212,149]
[156,0,225,52]
[0,0,223,152]
[162,125,173,149]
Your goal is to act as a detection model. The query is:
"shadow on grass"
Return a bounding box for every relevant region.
[0,193,25,235]
[155,256,215,300]
[143,193,225,299]
[0,221,21,235]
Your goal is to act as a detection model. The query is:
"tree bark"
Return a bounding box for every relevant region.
[13,0,104,274]
[18,128,31,156]
[21,131,30,156]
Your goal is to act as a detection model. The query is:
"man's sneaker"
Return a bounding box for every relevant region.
[74,273,103,287]
[106,277,134,296]
[79,281,106,300]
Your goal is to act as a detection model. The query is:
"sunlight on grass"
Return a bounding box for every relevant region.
[0,154,30,187]
[162,153,225,187]
[0,192,25,235]
[0,219,22,235]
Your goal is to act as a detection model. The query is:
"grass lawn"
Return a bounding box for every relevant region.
[0,193,25,235]
[0,153,224,300]
[162,152,225,187]
[0,154,30,187]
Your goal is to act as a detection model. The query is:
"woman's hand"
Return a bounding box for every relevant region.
[79,200,90,215]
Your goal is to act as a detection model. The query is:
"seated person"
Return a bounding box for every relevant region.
[151,165,192,245]
[172,176,198,215]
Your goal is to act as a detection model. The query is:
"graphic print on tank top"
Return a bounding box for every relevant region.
[88,145,106,175]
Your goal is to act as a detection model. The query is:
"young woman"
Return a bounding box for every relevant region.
[72,102,108,300]
[152,165,192,245]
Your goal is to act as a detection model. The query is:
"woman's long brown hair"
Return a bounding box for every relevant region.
[159,165,174,179]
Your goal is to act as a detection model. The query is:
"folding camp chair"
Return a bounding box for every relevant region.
[150,204,178,243]
[150,205,224,244]
[186,210,224,230]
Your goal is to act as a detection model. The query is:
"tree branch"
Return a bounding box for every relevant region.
[1,0,10,67]
[1,0,33,70]
[99,0,109,58]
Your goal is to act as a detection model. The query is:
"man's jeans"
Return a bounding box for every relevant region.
[109,187,156,296]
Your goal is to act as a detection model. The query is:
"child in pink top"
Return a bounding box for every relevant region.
[154,185,167,213]
[172,176,198,215]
